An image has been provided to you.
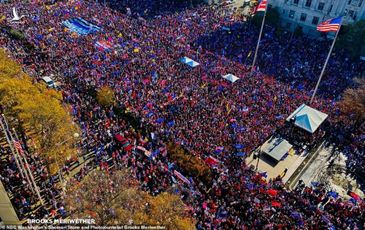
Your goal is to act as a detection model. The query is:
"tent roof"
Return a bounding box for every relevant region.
[286,104,328,133]
[222,74,239,83]
[180,56,199,67]
[261,137,293,162]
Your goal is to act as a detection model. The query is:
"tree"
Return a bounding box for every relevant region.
[0,49,79,174]
[337,20,365,59]
[167,142,212,185]
[65,170,196,229]
[339,77,365,124]
[96,86,115,107]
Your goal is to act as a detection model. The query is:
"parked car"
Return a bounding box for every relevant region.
[41,75,58,89]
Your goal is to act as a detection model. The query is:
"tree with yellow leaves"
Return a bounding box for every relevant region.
[65,170,196,229]
[97,86,115,107]
[0,49,79,174]
[339,77,365,125]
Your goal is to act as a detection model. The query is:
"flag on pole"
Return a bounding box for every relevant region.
[317,16,342,33]
[254,0,268,13]
[13,140,24,156]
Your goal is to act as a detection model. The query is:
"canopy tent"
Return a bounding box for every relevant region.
[261,137,293,162]
[286,104,328,134]
[222,74,239,83]
[180,57,199,67]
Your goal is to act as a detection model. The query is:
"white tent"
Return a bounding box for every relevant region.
[261,137,293,162]
[286,104,328,134]
[180,57,199,68]
[222,74,239,83]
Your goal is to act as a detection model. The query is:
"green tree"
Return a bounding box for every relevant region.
[337,20,365,59]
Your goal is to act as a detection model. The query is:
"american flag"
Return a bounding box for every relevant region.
[317,16,342,32]
[255,0,268,13]
[13,140,24,155]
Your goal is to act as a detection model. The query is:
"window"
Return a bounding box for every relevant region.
[293,0,299,4]
[348,10,355,17]
[312,16,319,25]
[318,2,325,10]
[348,10,357,19]
[305,0,312,7]
[328,4,333,13]
[300,13,307,21]
[289,10,295,18]
[348,0,362,5]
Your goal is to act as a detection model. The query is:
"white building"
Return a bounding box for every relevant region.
[268,0,365,35]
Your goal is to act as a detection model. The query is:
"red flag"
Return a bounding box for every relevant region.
[205,156,220,166]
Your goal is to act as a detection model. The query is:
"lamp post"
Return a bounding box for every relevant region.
[254,149,262,171]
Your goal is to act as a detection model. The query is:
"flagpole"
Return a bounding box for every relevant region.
[251,2,268,73]
[12,128,44,205]
[310,22,342,104]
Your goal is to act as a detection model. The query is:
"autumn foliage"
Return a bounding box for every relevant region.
[96,86,115,107]
[339,77,365,123]
[0,49,79,174]
[65,170,196,229]
[167,142,212,185]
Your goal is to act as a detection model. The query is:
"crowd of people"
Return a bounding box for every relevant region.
[0,128,66,220]
[0,0,364,228]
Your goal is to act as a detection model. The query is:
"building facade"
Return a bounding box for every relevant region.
[269,0,365,35]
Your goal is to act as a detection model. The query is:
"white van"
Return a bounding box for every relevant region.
[41,76,57,89]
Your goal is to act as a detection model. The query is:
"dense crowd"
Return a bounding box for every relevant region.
[0,0,364,228]
[0,129,66,220]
